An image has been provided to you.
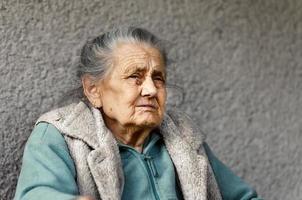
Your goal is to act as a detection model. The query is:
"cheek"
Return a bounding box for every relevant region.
[158,89,167,106]
[121,90,140,111]
[106,88,140,116]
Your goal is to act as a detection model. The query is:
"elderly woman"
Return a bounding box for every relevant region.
[14,27,262,200]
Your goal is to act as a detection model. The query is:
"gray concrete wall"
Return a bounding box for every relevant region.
[1,0,301,199]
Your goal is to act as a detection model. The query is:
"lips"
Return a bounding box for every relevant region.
[136,103,158,109]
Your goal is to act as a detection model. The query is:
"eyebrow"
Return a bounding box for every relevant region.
[124,65,146,74]
[124,65,166,77]
[152,70,166,78]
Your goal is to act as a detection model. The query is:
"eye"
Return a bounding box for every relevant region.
[129,74,140,79]
[128,73,142,85]
[153,76,165,83]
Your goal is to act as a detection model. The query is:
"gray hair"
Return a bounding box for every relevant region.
[77,27,168,80]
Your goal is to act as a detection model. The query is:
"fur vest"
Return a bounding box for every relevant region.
[36,101,222,200]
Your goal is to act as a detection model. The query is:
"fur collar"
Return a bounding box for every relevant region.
[36,101,221,200]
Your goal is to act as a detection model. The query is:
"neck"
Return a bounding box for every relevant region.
[114,127,151,153]
[103,115,153,153]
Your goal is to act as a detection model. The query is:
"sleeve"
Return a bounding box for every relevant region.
[14,122,80,200]
[203,142,264,200]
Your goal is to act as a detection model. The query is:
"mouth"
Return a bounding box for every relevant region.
[136,104,158,109]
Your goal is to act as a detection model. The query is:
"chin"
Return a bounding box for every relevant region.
[137,116,162,128]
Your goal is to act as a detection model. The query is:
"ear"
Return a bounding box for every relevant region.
[81,75,102,108]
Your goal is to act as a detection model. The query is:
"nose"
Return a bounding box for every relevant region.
[141,77,157,97]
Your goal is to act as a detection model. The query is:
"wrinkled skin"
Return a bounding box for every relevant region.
[82,42,167,151]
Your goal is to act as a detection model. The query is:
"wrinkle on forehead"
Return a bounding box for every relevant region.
[111,42,166,75]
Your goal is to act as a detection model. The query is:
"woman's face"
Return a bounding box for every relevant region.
[98,42,167,130]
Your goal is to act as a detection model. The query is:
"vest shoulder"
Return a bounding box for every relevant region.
[35,102,85,125]
[165,109,206,145]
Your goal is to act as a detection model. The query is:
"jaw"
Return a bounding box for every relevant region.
[133,111,163,128]
[102,106,164,135]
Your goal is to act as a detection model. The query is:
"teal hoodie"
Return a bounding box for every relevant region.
[117,130,183,200]
[14,123,262,200]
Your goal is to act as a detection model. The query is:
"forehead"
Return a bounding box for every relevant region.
[112,42,165,72]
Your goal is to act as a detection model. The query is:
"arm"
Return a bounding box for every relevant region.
[203,142,263,200]
[14,122,80,200]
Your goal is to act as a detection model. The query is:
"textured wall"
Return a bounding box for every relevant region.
[1,0,301,199]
